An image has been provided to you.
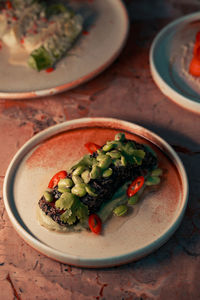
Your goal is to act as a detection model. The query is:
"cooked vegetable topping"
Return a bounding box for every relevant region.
[151,168,163,177]
[106,149,121,159]
[0,0,83,71]
[72,175,83,185]
[90,165,101,179]
[97,155,112,169]
[127,176,145,197]
[128,194,139,205]
[81,169,90,184]
[71,183,87,198]
[46,3,71,17]
[55,192,77,210]
[88,214,102,234]
[43,190,53,202]
[71,154,96,170]
[84,142,101,154]
[113,204,128,217]
[60,197,89,225]
[39,133,163,234]
[28,46,53,71]
[73,165,86,176]
[57,187,70,194]
[85,184,98,197]
[58,178,73,189]
[115,132,125,142]
[145,175,161,186]
[45,67,54,73]
[48,170,67,188]
[102,168,113,178]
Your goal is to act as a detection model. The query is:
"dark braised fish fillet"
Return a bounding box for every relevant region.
[80,143,157,212]
[38,138,157,225]
[38,198,66,226]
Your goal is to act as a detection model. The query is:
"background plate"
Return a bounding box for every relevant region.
[150,12,200,114]
[0,0,129,99]
[3,118,188,268]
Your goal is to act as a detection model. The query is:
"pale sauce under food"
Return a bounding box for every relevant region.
[8,46,29,66]
[37,182,144,234]
[37,205,86,233]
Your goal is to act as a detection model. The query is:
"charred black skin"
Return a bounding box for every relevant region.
[38,197,65,226]
[81,142,157,213]
[38,140,157,225]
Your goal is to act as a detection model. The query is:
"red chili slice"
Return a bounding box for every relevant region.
[194,40,200,56]
[189,55,200,77]
[193,31,200,56]
[127,176,145,197]
[189,30,200,76]
[45,67,54,73]
[84,142,101,154]
[88,214,102,234]
[6,1,12,9]
[196,31,200,43]
[82,30,89,35]
[48,170,67,189]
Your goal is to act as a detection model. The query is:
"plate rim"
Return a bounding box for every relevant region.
[149,11,200,114]
[0,0,129,99]
[3,117,189,267]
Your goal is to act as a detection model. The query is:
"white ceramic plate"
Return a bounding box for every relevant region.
[3,118,188,268]
[0,0,129,99]
[150,12,200,114]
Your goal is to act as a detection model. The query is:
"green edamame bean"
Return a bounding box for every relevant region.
[71,155,96,170]
[73,165,86,176]
[102,168,113,178]
[145,176,160,186]
[90,165,101,179]
[114,159,122,167]
[113,205,128,216]
[106,150,121,159]
[57,187,71,194]
[115,133,125,142]
[58,178,73,188]
[97,149,105,155]
[123,143,134,156]
[102,143,115,152]
[151,168,163,177]
[128,194,139,205]
[81,169,90,184]
[72,175,83,185]
[98,156,112,169]
[121,155,127,166]
[71,183,86,197]
[85,185,98,197]
[44,191,53,202]
[96,154,107,161]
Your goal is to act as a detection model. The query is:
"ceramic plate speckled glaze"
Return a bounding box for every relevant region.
[150,12,200,114]
[0,0,128,99]
[3,118,188,268]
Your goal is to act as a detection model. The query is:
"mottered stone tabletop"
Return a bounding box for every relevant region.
[0,0,200,299]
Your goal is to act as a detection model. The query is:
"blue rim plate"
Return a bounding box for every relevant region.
[150,12,200,114]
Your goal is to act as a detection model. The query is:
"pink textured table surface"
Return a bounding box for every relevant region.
[0,0,200,299]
